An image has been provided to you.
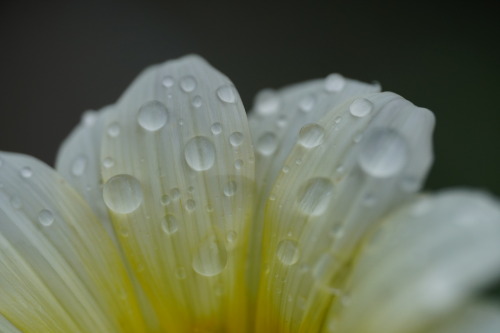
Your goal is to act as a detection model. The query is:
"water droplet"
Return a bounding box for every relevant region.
[160,194,171,206]
[107,122,120,137]
[298,178,334,216]
[276,115,287,128]
[299,94,316,112]
[20,166,33,178]
[358,129,408,178]
[192,95,202,108]
[298,123,325,148]
[103,174,143,214]
[277,239,300,265]
[185,199,196,212]
[103,157,115,169]
[161,214,178,235]
[229,132,244,147]
[162,75,174,88]
[256,90,280,115]
[349,98,373,118]
[226,230,237,243]
[138,101,169,131]
[211,122,222,135]
[171,188,180,200]
[256,132,278,156]
[71,156,87,176]
[223,181,237,197]
[282,166,290,173]
[234,159,243,170]
[184,136,216,171]
[82,111,97,126]
[192,240,228,276]
[38,209,54,227]
[216,85,237,103]
[180,75,197,92]
[325,73,346,92]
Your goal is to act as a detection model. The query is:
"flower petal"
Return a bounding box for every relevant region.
[99,55,255,331]
[429,301,500,333]
[255,92,435,331]
[0,314,20,333]
[0,153,146,332]
[333,190,500,333]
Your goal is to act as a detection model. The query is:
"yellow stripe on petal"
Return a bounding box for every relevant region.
[99,55,255,332]
[0,153,146,333]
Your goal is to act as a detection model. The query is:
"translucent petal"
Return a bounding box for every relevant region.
[0,153,146,332]
[0,314,21,333]
[333,190,500,333]
[99,55,255,331]
[429,301,500,333]
[255,92,435,332]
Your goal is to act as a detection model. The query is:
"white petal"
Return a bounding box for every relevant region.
[430,301,500,333]
[0,314,21,333]
[334,190,500,333]
[0,153,146,332]
[255,92,435,331]
[99,55,255,331]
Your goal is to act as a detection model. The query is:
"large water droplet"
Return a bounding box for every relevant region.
[349,98,373,118]
[298,123,325,148]
[277,239,300,265]
[256,91,280,115]
[223,181,237,197]
[216,85,237,103]
[161,214,178,235]
[184,136,216,171]
[138,101,169,131]
[192,240,228,276]
[71,156,87,176]
[324,73,346,92]
[38,209,54,227]
[229,132,244,147]
[162,75,174,88]
[107,122,120,137]
[358,129,408,178]
[180,75,197,92]
[20,166,33,178]
[103,174,143,214]
[298,178,334,216]
[256,132,278,156]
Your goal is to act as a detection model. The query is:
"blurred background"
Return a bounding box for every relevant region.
[0,0,498,194]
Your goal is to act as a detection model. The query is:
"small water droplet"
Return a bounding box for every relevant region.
[325,73,346,92]
[226,230,237,243]
[184,136,216,171]
[103,157,115,169]
[256,132,278,156]
[192,95,202,108]
[358,128,408,178]
[216,85,237,103]
[138,101,169,131]
[161,214,178,235]
[171,188,180,200]
[298,123,325,148]
[349,98,373,118]
[71,156,87,176]
[223,181,237,197]
[282,166,290,173]
[20,166,33,178]
[277,239,300,265]
[211,122,222,135]
[107,123,120,137]
[298,178,334,216]
[180,75,197,92]
[160,194,170,206]
[38,209,54,227]
[229,132,244,147]
[82,111,97,126]
[234,159,243,170]
[192,240,228,276]
[185,199,196,212]
[162,75,174,88]
[103,174,143,214]
[256,91,280,115]
[299,94,316,112]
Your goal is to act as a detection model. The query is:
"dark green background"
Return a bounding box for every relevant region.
[1,0,499,195]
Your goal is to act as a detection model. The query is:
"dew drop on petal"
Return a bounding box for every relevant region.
[358,129,408,178]
[256,132,278,156]
[349,98,373,118]
[82,111,97,126]
[20,166,33,178]
[180,75,197,92]
[234,159,243,170]
[71,156,87,176]
[185,199,196,212]
[223,181,237,197]
[277,239,300,266]
[298,123,325,148]
[107,122,121,137]
[211,122,222,135]
[162,75,174,88]
[226,230,237,243]
[299,94,316,112]
[229,132,244,147]
[192,240,228,276]
[103,174,143,214]
[192,95,203,108]
[298,178,334,216]
[138,101,169,131]
[324,73,346,92]
[103,157,115,169]
[161,214,178,235]
[38,209,54,227]
[216,85,237,103]
[184,136,216,171]
[160,194,171,206]
[256,91,280,115]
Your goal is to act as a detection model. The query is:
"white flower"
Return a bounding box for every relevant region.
[0,55,499,332]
